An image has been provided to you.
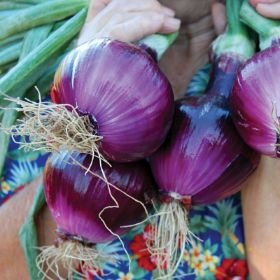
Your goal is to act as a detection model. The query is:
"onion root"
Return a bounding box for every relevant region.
[147,201,196,279]
[1,94,108,167]
[36,241,114,280]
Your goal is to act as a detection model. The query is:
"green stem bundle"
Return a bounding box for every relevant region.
[0,0,88,40]
[240,0,280,50]
[213,0,254,59]
[0,2,31,10]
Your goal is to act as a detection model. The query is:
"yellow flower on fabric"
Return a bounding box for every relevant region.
[203,249,219,271]
[1,182,11,194]
[189,246,220,276]
[192,261,206,276]
[189,244,204,263]
[118,272,133,280]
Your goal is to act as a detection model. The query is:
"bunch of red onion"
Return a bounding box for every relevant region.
[231,1,280,158]
[32,34,177,278]
[7,1,271,278]
[146,0,260,277]
[38,151,155,278]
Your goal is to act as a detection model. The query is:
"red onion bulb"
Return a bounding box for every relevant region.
[51,38,174,162]
[147,54,260,278]
[231,0,280,157]
[39,151,155,277]
[231,46,280,157]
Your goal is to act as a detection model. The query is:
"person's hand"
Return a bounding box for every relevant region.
[78,0,181,45]
[250,0,280,19]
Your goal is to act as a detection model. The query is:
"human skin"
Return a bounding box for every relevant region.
[250,0,280,18]
[242,157,280,280]
[0,177,57,279]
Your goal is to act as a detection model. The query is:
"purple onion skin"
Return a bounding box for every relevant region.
[51,38,174,162]
[231,46,280,158]
[44,152,155,244]
[150,54,260,205]
[206,54,244,98]
[137,43,158,62]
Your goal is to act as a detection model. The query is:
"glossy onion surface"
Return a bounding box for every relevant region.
[150,55,260,205]
[51,38,174,162]
[44,152,154,243]
[231,46,280,157]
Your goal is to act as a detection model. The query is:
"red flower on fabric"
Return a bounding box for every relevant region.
[88,269,103,280]
[76,262,103,280]
[129,224,157,271]
[215,259,248,280]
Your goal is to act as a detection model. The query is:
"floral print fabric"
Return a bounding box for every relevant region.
[0,65,249,279]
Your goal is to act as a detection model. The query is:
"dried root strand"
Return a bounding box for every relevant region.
[272,102,280,135]
[146,201,196,280]
[270,102,280,155]
[1,95,109,166]
[36,241,116,280]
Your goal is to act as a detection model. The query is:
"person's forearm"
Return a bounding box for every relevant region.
[242,156,280,280]
[0,176,57,280]
[0,177,40,279]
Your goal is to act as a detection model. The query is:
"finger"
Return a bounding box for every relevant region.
[160,17,182,34]
[79,0,178,45]
[87,0,176,39]
[80,1,117,43]
[107,11,181,33]
[256,2,280,18]
[211,2,226,35]
[86,0,112,21]
[103,12,180,42]
[111,0,175,15]
[250,0,279,7]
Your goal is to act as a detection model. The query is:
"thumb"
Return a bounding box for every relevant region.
[211,2,226,35]
[86,0,112,21]
[249,0,278,7]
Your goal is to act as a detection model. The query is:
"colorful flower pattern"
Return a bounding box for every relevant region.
[0,65,250,279]
[215,259,248,280]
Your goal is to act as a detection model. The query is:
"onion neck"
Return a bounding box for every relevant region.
[56,228,95,247]
[240,0,280,50]
[159,191,192,210]
[138,33,178,61]
[212,0,254,60]
[206,54,243,99]
[208,0,254,98]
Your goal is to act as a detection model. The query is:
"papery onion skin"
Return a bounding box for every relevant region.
[231,46,280,158]
[43,152,155,244]
[150,54,260,205]
[51,38,174,162]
